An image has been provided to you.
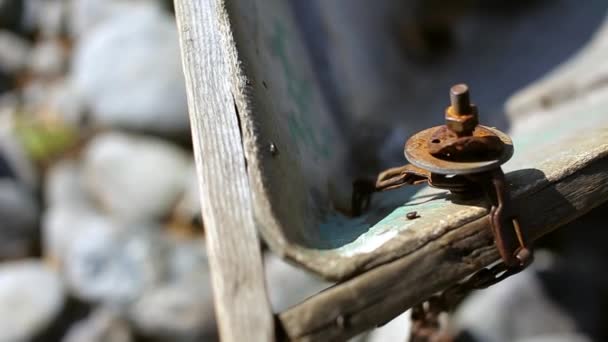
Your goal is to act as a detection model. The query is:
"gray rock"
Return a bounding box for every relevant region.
[0,30,30,74]
[0,179,39,259]
[21,81,50,113]
[63,308,132,342]
[44,159,89,206]
[173,164,201,226]
[0,260,65,342]
[28,39,66,78]
[69,0,165,38]
[46,80,87,126]
[129,282,216,341]
[64,222,168,307]
[0,113,38,188]
[71,4,189,136]
[23,0,69,38]
[82,132,190,222]
[165,237,209,281]
[453,265,582,342]
[515,335,592,342]
[129,237,215,340]
[42,205,105,266]
[366,311,411,342]
[265,254,331,312]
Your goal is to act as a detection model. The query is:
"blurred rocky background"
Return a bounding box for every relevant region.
[0,0,607,341]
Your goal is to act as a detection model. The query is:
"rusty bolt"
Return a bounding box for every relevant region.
[445,84,478,136]
[450,84,472,114]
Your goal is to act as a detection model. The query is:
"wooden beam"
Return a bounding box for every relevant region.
[174,1,274,341]
[279,157,608,341]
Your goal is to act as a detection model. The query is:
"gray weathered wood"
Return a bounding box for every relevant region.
[279,156,608,341]
[223,0,608,281]
[174,1,274,341]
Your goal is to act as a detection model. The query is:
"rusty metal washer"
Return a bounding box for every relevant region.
[405,125,513,175]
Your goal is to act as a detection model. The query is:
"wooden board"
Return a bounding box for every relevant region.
[174,1,275,341]
[191,0,608,282]
[277,86,608,339]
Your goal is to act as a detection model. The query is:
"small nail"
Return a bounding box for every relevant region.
[269,142,278,156]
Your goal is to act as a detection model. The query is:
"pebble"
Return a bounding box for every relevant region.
[0,260,65,342]
[64,222,168,307]
[0,93,38,189]
[40,80,87,126]
[44,159,89,206]
[367,311,411,342]
[173,164,202,227]
[129,237,216,340]
[0,179,39,259]
[23,0,69,38]
[63,308,132,342]
[129,282,216,341]
[453,268,582,342]
[28,39,66,78]
[265,254,331,312]
[69,0,165,38]
[71,4,189,136]
[42,205,104,266]
[0,30,30,74]
[82,132,190,222]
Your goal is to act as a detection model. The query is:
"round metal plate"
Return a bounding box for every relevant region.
[404,125,513,175]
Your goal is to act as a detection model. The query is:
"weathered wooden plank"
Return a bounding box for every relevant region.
[223,0,608,280]
[279,156,608,341]
[174,1,274,341]
[207,0,608,283]
[262,87,608,281]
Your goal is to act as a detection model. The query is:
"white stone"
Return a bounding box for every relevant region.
[265,253,331,312]
[129,237,215,340]
[71,4,189,135]
[0,31,30,74]
[0,260,65,342]
[69,0,164,38]
[82,132,190,222]
[64,222,168,306]
[23,0,69,38]
[454,269,580,342]
[366,311,411,342]
[129,282,216,340]
[173,163,201,225]
[63,308,132,342]
[28,39,66,78]
[42,205,105,265]
[41,80,87,126]
[44,159,89,206]
[0,113,38,188]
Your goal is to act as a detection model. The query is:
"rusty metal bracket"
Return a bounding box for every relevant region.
[352,84,534,341]
[352,83,531,267]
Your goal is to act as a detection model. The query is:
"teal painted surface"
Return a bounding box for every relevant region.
[314,109,608,256]
[270,20,335,161]
[318,185,451,251]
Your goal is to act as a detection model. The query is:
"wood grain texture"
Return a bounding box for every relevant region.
[174,1,274,341]
[279,157,608,341]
